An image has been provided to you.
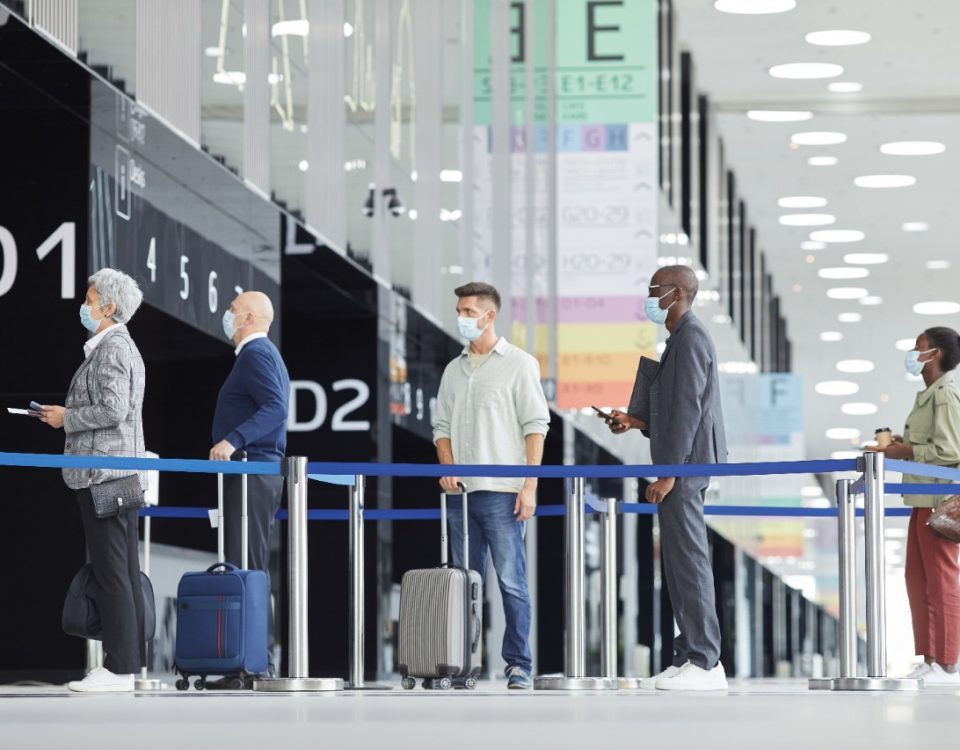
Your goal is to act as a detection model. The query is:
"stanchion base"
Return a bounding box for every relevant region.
[832,677,921,692]
[807,678,834,691]
[253,677,344,692]
[617,677,644,690]
[134,678,164,691]
[533,675,618,691]
[345,682,394,691]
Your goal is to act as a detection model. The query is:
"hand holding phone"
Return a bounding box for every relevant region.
[591,405,614,420]
[29,401,42,413]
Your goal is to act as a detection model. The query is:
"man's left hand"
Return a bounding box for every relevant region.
[37,405,65,429]
[646,477,676,504]
[514,483,537,521]
[882,442,914,460]
[209,439,237,461]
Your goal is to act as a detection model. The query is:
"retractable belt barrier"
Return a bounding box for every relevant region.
[4,450,960,693]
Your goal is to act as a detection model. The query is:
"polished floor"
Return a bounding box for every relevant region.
[1,679,956,749]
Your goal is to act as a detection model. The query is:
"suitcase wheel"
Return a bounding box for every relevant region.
[227,677,246,690]
[465,677,478,690]
[437,677,452,691]
[401,677,416,690]
[175,679,189,692]
[194,678,207,691]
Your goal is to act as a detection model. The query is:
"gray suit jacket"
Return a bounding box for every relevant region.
[62,325,146,490]
[646,312,728,467]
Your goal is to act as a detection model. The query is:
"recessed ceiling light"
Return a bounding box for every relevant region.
[770,63,844,80]
[895,338,916,351]
[779,213,836,226]
[811,229,865,243]
[819,267,869,280]
[842,402,878,416]
[792,131,847,146]
[901,222,929,232]
[343,22,354,37]
[806,255,817,264]
[816,381,860,396]
[204,46,223,58]
[829,81,864,93]
[914,301,960,316]
[298,160,309,172]
[926,260,951,270]
[272,19,309,36]
[880,141,946,156]
[213,70,246,85]
[820,331,843,342]
[827,288,868,300]
[748,110,814,122]
[855,174,916,188]
[843,253,888,265]
[837,359,875,373]
[859,296,883,306]
[808,156,839,166]
[715,0,796,13]
[838,312,863,323]
[778,196,827,208]
[440,170,463,183]
[826,427,862,440]
[806,30,871,46]
[802,240,827,250]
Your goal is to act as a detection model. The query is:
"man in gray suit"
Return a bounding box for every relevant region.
[606,264,728,691]
[39,268,147,693]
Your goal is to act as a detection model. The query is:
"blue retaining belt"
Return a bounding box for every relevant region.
[886,459,960,482]
[886,483,960,495]
[0,451,281,475]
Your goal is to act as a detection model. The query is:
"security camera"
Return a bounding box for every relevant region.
[384,188,406,217]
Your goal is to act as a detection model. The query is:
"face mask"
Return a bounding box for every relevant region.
[222,310,238,340]
[457,312,489,342]
[905,348,936,376]
[645,289,676,326]
[79,303,107,334]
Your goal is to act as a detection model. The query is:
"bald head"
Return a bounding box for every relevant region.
[651,265,699,301]
[228,291,274,344]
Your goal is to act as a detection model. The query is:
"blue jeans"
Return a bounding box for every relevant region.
[446,491,533,674]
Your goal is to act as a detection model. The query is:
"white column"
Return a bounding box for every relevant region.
[371,0,394,282]
[243,0,270,195]
[489,0,511,330]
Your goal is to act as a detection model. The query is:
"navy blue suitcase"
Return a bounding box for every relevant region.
[174,466,269,690]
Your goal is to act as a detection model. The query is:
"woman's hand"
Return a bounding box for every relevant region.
[37,405,65,429]
[882,442,914,460]
[602,410,648,435]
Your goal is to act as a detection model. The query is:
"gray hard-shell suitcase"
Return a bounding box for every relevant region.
[397,486,483,690]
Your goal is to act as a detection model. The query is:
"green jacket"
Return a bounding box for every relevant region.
[902,372,960,508]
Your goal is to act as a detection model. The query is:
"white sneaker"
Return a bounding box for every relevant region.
[67,667,135,693]
[641,662,688,690]
[919,663,960,688]
[656,661,728,691]
[903,662,933,680]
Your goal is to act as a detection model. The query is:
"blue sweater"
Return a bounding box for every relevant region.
[212,337,290,461]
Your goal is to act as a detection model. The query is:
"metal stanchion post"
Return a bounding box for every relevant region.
[600,497,641,690]
[535,478,617,690]
[833,452,918,691]
[346,474,390,690]
[810,478,854,690]
[254,457,343,692]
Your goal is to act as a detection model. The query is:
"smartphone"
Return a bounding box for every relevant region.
[29,401,42,412]
[591,405,615,420]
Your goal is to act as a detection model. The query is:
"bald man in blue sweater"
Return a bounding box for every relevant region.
[210,291,289,574]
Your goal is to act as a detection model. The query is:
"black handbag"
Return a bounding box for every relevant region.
[62,563,156,641]
[89,474,145,519]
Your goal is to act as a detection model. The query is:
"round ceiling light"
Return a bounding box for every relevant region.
[926,260,951,270]
[914,302,960,316]
[859,296,884,306]
[829,81,864,93]
[902,222,929,232]
[810,229,865,243]
[778,196,828,208]
[837,359,875,373]
[816,381,860,396]
[808,156,839,166]
[806,30,871,46]
[832,450,861,460]
[826,427,862,440]
[819,267,869,280]
[855,174,916,188]
[842,402,878,416]
[827,288,869,300]
[792,131,847,146]
[779,213,836,226]
[838,312,863,323]
[820,331,843,342]
[895,339,916,352]
[715,0,796,13]
[880,141,946,156]
[843,253,888,265]
[748,110,813,122]
[802,240,827,250]
[770,63,844,80]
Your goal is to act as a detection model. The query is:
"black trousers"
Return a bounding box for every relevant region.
[77,488,146,675]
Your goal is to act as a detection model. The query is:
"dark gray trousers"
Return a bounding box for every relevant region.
[222,473,285,572]
[77,488,146,674]
[658,476,722,670]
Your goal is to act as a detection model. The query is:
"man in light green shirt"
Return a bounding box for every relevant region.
[433,281,550,689]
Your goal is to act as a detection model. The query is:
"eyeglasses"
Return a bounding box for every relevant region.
[647,284,677,297]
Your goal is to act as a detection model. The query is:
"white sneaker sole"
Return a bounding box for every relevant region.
[656,679,729,692]
[67,683,135,693]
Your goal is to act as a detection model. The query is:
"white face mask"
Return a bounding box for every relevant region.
[457,311,489,342]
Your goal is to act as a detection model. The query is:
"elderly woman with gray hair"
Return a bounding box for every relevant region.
[38,268,147,692]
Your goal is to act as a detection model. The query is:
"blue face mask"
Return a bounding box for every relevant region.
[79,303,107,334]
[645,288,677,326]
[457,312,489,342]
[222,310,237,340]
[905,348,936,376]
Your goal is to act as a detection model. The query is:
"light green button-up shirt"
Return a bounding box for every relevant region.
[902,371,960,508]
[432,337,550,494]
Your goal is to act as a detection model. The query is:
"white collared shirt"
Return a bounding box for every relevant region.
[235,331,268,356]
[83,324,120,359]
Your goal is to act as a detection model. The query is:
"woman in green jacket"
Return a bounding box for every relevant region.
[872,327,960,686]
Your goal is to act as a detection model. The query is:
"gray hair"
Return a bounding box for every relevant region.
[89,268,144,325]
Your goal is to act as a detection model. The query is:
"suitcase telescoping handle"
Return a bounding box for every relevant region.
[217,450,248,569]
[440,482,469,569]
